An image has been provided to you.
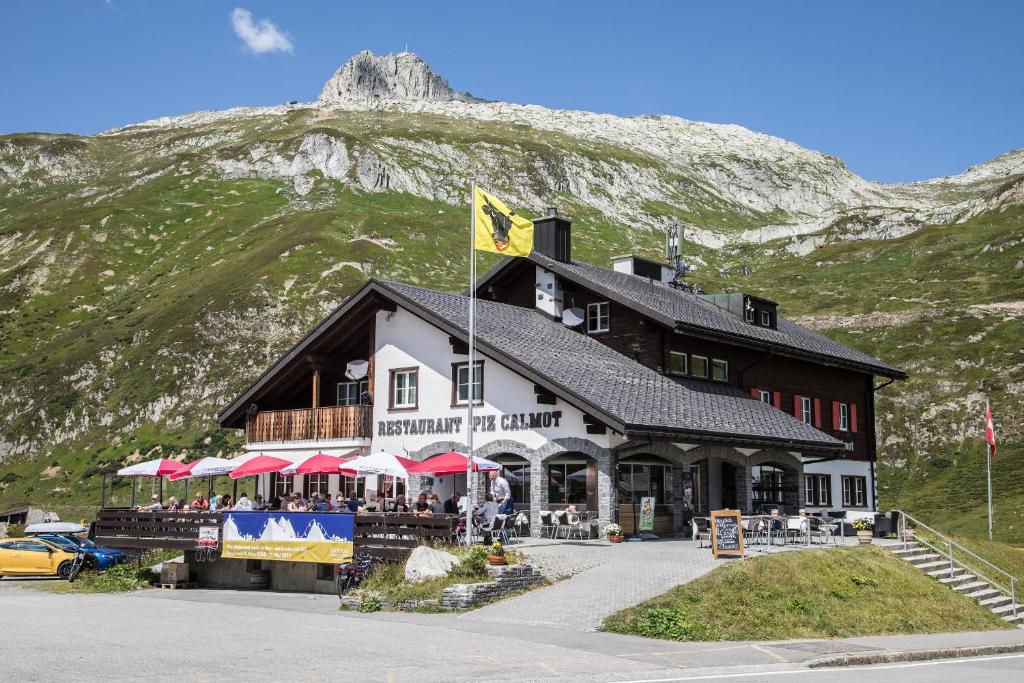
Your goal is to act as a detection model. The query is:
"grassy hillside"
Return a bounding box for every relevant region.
[0,107,1022,547]
[602,546,1010,641]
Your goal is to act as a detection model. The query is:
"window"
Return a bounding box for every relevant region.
[271,473,294,500]
[711,359,728,382]
[838,402,850,432]
[495,457,530,511]
[691,355,709,378]
[760,310,771,327]
[16,540,51,552]
[586,302,609,333]
[548,460,591,506]
[804,474,831,506]
[759,390,772,404]
[389,368,418,409]
[751,465,786,506]
[842,476,867,507]
[336,380,368,406]
[303,474,330,500]
[617,458,673,505]
[668,351,688,375]
[339,475,365,500]
[801,397,813,425]
[745,307,755,323]
[452,362,484,406]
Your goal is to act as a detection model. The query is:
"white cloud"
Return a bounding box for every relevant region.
[231,8,294,55]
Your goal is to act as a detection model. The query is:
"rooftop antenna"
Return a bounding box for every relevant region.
[665,222,700,293]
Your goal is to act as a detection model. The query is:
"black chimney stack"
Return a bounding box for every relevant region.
[533,207,571,263]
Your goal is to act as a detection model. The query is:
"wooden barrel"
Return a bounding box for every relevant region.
[248,569,270,590]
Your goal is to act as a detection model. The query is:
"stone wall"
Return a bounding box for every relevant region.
[440,563,543,610]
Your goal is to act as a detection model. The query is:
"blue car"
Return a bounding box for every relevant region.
[32,534,127,571]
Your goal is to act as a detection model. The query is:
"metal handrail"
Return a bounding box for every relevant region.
[896,509,1017,619]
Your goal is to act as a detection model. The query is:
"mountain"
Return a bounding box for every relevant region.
[1,51,1022,540]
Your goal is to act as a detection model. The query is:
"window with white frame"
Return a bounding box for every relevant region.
[801,396,813,425]
[390,368,418,409]
[711,359,728,382]
[453,361,483,405]
[839,402,850,431]
[691,355,709,378]
[842,476,866,507]
[668,351,687,375]
[759,389,771,404]
[586,302,609,333]
[760,310,771,327]
[336,380,368,406]
[804,474,831,506]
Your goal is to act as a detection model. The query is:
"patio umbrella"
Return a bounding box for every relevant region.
[341,452,418,478]
[281,452,354,476]
[229,454,291,479]
[407,451,501,476]
[168,457,238,481]
[117,459,184,477]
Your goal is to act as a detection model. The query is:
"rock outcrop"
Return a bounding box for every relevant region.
[319,50,482,106]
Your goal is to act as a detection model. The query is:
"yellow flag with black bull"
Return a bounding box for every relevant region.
[474,186,534,257]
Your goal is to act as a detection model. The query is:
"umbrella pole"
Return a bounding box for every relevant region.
[184,479,189,504]
[159,476,163,504]
[101,474,107,509]
[131,476,137,509]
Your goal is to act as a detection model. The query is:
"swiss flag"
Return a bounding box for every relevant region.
[985,400,997,456]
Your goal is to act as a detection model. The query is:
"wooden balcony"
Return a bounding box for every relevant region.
[244,405,372,444]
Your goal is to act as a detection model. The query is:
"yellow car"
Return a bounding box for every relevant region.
[0,537,80,579]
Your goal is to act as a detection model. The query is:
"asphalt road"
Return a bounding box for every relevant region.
[1,582,1021,682]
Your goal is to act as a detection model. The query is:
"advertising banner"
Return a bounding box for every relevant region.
[638,496,656,532]
[197,526,219,550]
[221,512,354,564]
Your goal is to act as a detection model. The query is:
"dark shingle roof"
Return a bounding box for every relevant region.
[379,280,844,451]
[517,254,904,379]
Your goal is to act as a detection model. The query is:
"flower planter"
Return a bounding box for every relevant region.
[903,528,916,542]
[856,530,873,545]
[608,535,624,544]
[487,556,507,566]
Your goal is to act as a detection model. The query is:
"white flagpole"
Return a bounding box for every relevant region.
[466,183,476,545]
[986,399,993,541]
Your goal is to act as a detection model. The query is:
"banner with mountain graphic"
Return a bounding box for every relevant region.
[221,512,354,564]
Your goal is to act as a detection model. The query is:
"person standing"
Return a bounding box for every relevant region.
[489,470,514,515]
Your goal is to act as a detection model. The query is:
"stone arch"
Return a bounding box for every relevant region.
[406,440,468,462]
[748,449,803,471]
[536,437,609,463]
[474,439,535,461]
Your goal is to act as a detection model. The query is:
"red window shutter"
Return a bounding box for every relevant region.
[832,401,841,430]
[750,387,760,399]
[850,403,858,433]
[772,392,782,409]
[813,398,822,428]
[793,394,804,420]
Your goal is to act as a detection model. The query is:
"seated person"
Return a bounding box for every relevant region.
[145,495,163,512]
[219,494,233,510]
[413,493,431,515]
[234,492,253,511]
[392,494,410,513]
[164,497,179,512]
[312,493,330,512]
[361,494,380,512]
[444,492,462,515]
[286,493,303,512]
[191,492,209,511]
[473,493,500,541]
[428,493,445,514]
[251,495,266,511]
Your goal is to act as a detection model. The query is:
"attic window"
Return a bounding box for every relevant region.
[760,310,771,327]
[745,307,754,323]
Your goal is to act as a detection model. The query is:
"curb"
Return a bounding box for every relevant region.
[807,643,1024,668]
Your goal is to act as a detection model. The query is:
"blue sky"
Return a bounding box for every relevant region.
[1,1,1021,183]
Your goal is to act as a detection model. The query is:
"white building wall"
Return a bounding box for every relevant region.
[803,459,875,515]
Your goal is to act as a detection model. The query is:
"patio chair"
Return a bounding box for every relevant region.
[554,510,569,538]
[785,517,809,544]
[691,517,711,547]
[510,512,530,540]
[742,516,766,546]
[487,514,510,544]
[562,512,586,540]
[809,516,837,546]
[538,510,557,538]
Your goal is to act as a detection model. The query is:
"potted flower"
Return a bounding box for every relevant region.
[853,518,873,545]
[606,523,624,543]
[903,522,916,542]
[488,541,507,565]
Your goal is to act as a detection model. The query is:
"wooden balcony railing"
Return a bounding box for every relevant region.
[245,405,372,444]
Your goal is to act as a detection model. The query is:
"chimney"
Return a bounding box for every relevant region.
[533,207,571,263]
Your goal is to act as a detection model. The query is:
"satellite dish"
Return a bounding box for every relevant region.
[562,308,585,327]
[345,360,369,381]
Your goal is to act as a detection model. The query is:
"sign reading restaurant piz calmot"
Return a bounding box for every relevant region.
[378,410,564,437]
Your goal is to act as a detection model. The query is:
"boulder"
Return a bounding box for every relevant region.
[404,545,459,583]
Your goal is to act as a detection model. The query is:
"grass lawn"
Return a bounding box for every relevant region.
[602,546,1011,642]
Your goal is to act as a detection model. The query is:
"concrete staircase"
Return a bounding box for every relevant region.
[885,542,1022,626]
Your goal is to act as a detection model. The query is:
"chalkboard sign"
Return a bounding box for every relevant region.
[710,509,745,558]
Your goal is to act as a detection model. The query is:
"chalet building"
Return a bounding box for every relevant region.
[218,211,904,535]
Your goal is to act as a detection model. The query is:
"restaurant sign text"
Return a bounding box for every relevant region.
[378,410,564,437]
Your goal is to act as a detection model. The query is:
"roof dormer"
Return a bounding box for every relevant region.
[699,293,778,330]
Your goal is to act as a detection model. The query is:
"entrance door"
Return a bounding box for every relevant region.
[721,462,737,509]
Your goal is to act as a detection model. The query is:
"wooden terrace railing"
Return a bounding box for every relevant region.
[91,509,457,561]
[245,405,372,444]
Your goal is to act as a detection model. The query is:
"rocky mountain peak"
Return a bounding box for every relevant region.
[318,50,482,106]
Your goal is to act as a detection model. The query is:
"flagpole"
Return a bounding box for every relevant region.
[466,183,476,545]
[987,399,993,541]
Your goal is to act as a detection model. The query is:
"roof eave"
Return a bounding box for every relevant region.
[623,424,847,454]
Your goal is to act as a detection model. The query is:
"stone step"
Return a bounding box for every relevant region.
[991,603,1022,618]
[955,581,994,595]
[906,552,942,563]
[938,573,977,587]
[928,566,970,578]
[1002,613,1023,625]
[892,547,933,559]
[963,587,1004,602]
[980,594,1014,609]
[915,559,957,572]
